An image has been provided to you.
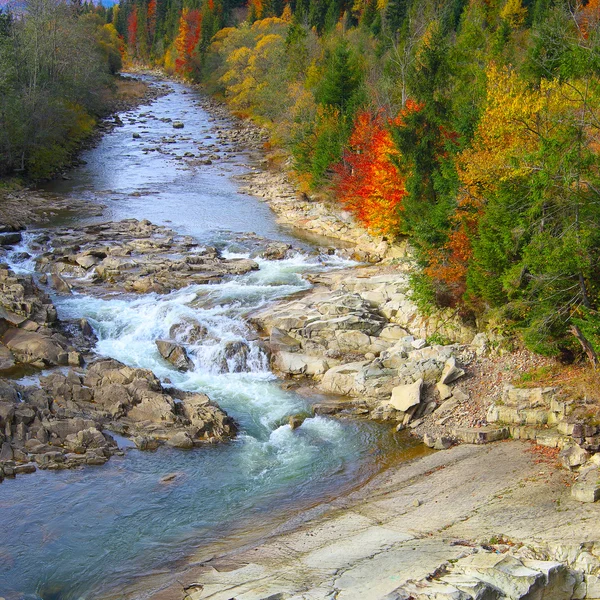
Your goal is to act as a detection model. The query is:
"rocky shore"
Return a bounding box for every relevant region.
[2,74,600,600]
[0,244,239,482]
[112,439,600,600]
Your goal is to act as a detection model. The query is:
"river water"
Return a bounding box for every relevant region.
[0,77,422,600]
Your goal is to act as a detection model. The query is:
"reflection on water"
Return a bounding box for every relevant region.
[0,77,424,600]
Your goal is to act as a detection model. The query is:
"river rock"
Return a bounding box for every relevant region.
[34,219,263,296]
[257,242,291,260]
[439,356,465,385]
[219,340,250,373]
[0,345,15,373]
[2,328,68,367]
[166,431,194,449]
[0,232,22,246]
[389,379,423,412]
[155,340,194,371]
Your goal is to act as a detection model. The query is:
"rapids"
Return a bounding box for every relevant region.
[0,77,421,600]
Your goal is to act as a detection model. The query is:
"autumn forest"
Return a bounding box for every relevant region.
[2,0,600,362]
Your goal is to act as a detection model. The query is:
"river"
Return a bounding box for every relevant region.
[0,76,423,600]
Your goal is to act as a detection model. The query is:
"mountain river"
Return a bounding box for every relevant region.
[0,76,424,600]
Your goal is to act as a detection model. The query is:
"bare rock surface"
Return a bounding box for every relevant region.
[33,219,260,296]
[105,441,600,600]
[0,356,237,481]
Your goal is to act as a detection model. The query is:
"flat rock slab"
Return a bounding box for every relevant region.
[104,441,600,600]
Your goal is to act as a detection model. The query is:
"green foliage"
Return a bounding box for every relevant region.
[315,39,364,114]
[0,1,116,179]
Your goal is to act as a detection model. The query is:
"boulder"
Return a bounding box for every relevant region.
[2,328,67,366]
[0,232,22,246]
[439,356,465,385]
[219,341,250,373]
[258,242,291,260]
[127,392,176,424]
[155,339,194,371]
[572,467,600,503]
[289,414,306,430]
[51,274,72,294]
[559,444,590,470]
[0,345,16,372]
[389,379,423,412]
[166,431,194,449]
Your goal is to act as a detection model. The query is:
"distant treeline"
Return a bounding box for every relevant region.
[0,0,122,179]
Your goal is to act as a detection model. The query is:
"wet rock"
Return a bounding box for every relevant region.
[173,121,185,129]
[169,321,208,344]
[219,340,250,373]
[289,414,306,430]
[133,436,160,451]
[155,339,194,371]
[0,232,22,246]
[257,242,292,260]
[166,431,194,449]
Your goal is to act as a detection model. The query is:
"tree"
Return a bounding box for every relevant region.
[335,110,406,235]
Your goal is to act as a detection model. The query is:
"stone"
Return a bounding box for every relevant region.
[0,345,16,372]
[379,325,410,342]
[453,426,509,445]
[0,442,13,461]
[51,273,72,294]
[155,339,194,371]
[289,414,306,430]
[258,242,292,260]
[389,379,423,412]
[436,382,453,400]
[411,338,427,350]
[439,357,465,385]
[2,328,67,367]
[0,232,22,246]
[220,340,250,373]
[167,431,194,449]
[14,463,36,474]
[133,436,161,451]
[559,444,590,470]
[173,121,185,129]
[572,468,600,503]
[434,437,453,450]
[75,255,100,269]
[269,328,301,353]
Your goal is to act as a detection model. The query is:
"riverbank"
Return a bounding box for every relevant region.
[0,75,168,230]
[107,439,600,600]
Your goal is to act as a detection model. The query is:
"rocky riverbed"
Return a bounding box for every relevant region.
[3,73,600,600]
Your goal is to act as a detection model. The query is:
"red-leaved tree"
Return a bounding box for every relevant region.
[335,110,406,236]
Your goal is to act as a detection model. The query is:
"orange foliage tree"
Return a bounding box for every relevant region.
[148,0,157,40]
[335,110,406,237]
[127,9,138,57]
[175,8,203,76]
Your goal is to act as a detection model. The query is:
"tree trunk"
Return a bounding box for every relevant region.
[570,324,598,368]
